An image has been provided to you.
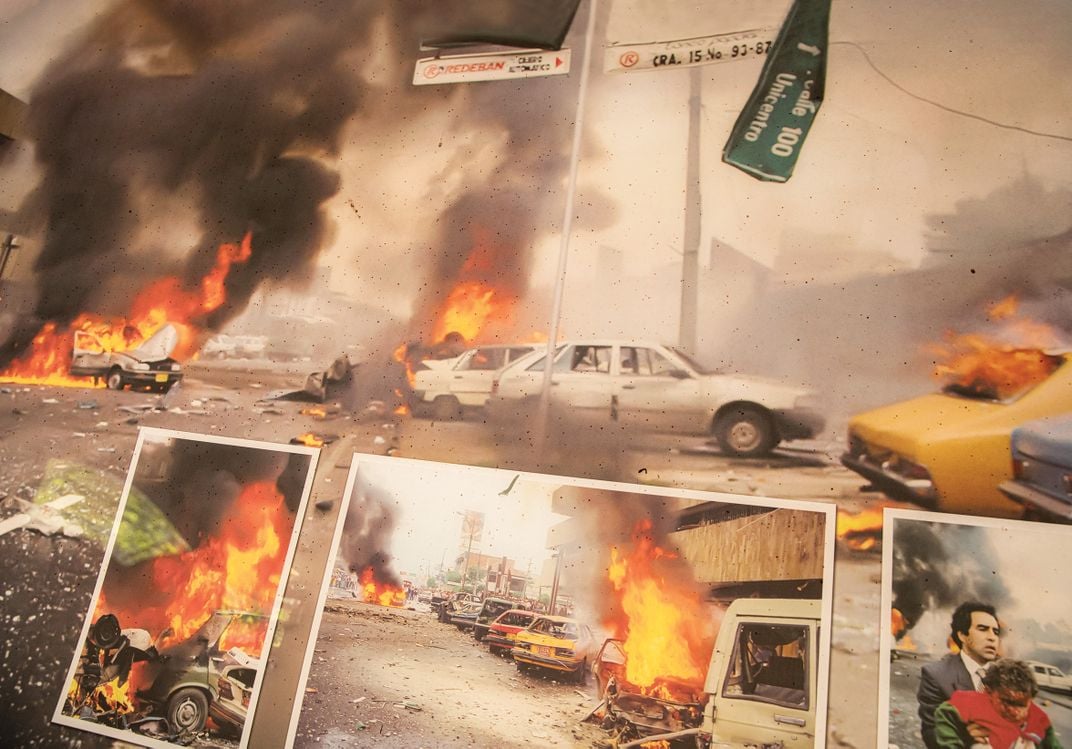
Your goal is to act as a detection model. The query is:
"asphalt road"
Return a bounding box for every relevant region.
[292,598,609,748]
[0,358,892,748]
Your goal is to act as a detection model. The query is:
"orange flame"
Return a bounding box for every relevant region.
[891,608,908,640]
[928,295,1065,401]
[1,233,252,387]
[96,480,293,652]
[835,505,891,552]
[293,432,326,447]
[604,520,715,700]
[359,567,405,607]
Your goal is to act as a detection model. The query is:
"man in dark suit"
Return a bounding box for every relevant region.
[917,601,1001,749]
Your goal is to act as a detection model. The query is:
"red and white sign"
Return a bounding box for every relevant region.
[413,49,571,86]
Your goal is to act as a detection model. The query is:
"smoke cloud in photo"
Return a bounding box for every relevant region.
[889,518,1072,662]
[132,434,309,548]
[337,467,401,587]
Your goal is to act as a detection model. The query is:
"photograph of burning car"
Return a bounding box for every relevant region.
[842,297,1072,517]
[879,509,1072,749]
[53,429,316,748]
[289,456,835,748]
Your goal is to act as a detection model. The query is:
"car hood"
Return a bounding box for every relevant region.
[1012,415,1072,466]
[515,631,574,649]
[849,392,1005,455]
[131,324,180,361]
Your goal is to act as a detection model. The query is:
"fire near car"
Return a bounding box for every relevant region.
[137,610,266,735]
[70,323,183,393]
[412,344,541,420]
[512,615,595,683]
[842,350,1072,516]
[485,609,538,656]
[999,415,1072,522]
[487,341,824,457]
[592,598,821,749]
[472,596,519,641]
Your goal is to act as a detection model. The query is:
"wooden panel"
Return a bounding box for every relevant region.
[671,509,826,584]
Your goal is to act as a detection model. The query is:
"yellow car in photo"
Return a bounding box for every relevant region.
[511,615,595,683]
[841,351,1072,517]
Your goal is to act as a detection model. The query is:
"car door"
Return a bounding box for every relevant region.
[543,344,617,413]
[614,345,707,432]
[449,348,508,406]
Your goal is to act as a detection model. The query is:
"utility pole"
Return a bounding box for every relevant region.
[679,66,702,355]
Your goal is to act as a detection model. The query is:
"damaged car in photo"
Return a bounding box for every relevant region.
[412,344,542,420]
[70,323,183,393]
[487,341,825,458]
[842,349,1072,516]
[511,615,595,683]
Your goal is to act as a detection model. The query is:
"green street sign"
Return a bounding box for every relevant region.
[723,0,830,182]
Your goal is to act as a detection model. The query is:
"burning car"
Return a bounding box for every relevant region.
[485,609,538,656]
[487,341,824,457]
[592,598,821,749]
[842,350,1072,516]
[65,610,264,738]
[412,344,541,420]
[999,414,1072,522]
[136,610,266,735]
[70,323,183,393]
[511,615,595,683]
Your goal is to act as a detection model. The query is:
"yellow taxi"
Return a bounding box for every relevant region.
[511,615,595,683]
[841,352,1072,517]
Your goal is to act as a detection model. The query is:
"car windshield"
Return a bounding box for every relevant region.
[667,346,719,375]
[939,351,1064,403]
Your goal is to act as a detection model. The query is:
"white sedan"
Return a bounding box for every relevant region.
[487,340,824,457]
[413,344,542,420]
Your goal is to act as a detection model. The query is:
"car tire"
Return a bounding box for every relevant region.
[166,687,209,733]
[714,405,776,458]
[105,369,125,391]
[432,395,462,421]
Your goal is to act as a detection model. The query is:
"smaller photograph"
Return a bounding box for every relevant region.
[879,508,1072,749]
[52,428,318,749]
[289,455,836,748]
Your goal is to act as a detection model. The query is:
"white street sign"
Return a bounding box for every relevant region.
[413,49,572,86]
[604,28,777,73]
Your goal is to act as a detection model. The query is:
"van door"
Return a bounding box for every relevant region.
[709,616,816,747]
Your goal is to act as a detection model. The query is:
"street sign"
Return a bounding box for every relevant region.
[604,28,778,73]
[723,0,830,182]
[413,49,571,86]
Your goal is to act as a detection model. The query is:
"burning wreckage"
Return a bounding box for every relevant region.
[65,610,265,740]
[589,598,820,749]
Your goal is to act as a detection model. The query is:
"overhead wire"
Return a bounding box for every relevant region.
[832,40,1072,143]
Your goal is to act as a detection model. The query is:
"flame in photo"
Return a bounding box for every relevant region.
[604,520,715,700]
[835,505,892,552]
[0,233,252,387]
[292,433,327,448]
[96,479,291,653]
[359,566,405,607]
[927,295,1065,401]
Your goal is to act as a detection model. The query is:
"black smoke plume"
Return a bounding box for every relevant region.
[133,434,310,548]
[337,467,400,586]
[890,520,1011,637]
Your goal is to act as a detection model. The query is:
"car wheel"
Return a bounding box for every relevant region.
[432,395,462,421]
[166,687,209,733]
[474,627,486,642]
[714,405,776,458]
[105,369,124,391]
